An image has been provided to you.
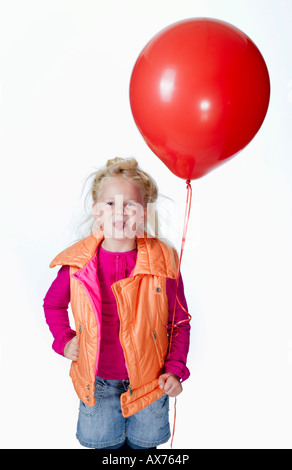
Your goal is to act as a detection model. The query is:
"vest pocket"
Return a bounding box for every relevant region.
[77,322,89,377]
[152,330,164,369]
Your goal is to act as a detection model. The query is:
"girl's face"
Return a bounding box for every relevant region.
[92,177,146,239]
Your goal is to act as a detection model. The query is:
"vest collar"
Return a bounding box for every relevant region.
[49,229,178,279]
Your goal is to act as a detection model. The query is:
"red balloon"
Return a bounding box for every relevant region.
[129,18,270,180]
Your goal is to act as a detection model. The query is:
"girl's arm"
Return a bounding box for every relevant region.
[164,272,191,382]
[43,265,76,356]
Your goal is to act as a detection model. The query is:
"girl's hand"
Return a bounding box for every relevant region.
[63,336,79,361]
[158,372,182,397]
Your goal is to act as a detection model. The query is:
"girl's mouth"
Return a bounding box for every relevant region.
[113,220,126,230]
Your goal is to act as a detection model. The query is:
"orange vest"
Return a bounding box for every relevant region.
[49,229,179,417]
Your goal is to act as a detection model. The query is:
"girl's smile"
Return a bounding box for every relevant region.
[113,219,126,231]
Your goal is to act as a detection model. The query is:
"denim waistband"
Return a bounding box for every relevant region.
[95,375,130,391]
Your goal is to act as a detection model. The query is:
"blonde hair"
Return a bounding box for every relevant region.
[73,156,176,249]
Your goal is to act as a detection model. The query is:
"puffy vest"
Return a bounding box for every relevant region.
[49,229,179,417]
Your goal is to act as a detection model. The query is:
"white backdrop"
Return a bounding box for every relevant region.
[0,0,292,449]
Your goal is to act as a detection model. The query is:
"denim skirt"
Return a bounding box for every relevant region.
[76,375,171,449]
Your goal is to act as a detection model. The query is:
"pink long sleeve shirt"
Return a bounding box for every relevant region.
[43,244,191,382]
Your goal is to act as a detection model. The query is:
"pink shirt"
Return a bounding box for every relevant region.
[43,244,191,381]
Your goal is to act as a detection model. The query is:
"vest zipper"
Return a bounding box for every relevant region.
[72,273,101,380]
[152,329,163,368]
[128,384,133,396]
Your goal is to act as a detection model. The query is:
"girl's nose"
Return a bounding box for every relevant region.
[115,204,125,216]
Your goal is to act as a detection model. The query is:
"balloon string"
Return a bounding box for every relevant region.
[170,397,177,449]
[169,179,193,449]
[169,179,192,353]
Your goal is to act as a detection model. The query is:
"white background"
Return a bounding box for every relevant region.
[0,0,291,449]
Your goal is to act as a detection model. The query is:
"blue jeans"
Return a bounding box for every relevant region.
[76,375,170,449]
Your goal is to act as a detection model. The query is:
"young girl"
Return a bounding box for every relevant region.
[43,157,191,449]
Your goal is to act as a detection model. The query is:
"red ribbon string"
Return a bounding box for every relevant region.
[169,179,193,449]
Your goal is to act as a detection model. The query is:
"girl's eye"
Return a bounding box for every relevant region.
[106,202,135,206]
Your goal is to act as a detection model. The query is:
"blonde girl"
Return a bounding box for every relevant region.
[43,157,190,449]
